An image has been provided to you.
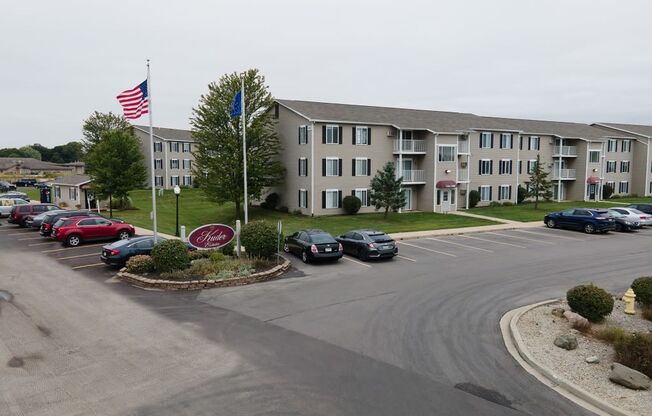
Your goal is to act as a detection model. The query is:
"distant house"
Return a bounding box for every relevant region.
[0,158,81,175]
[52,174,104,210]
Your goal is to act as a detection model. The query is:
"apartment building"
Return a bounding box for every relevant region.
[272,99,648,215]
[132,125,195,190]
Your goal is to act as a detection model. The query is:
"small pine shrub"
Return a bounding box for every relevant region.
[342,195,362,214]
[566,284,614,322]
[517,185,527,204]
[631,277,652,306]
[614,332,652,378]
[151,239,190,273]
[264,193,280,210]
[468,190,480,208]
[240,220,278,258]
[125,255,154,274]
[221,241,235,256]
[210,251,226,263]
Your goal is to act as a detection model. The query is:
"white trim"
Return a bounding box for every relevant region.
[324,189,339,209]
[437,144,456,162]
[479,185,491,202]
[325,157,339,176]
[432,133,438,212]
[354,126,369,145]
[325,125,340,144]
[354,157,369,176]
[479,158,491,175]
[310,122,315,215]
[354,188,369,207]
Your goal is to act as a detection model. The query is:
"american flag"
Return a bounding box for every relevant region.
[116,80,149,119]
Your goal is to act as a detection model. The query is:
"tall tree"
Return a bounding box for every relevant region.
[526,153,553,209]
[82,111,131,153]
[84,130,146,217]
[17,146,41,160]
[369,162,406,218]
[191,69,285,220]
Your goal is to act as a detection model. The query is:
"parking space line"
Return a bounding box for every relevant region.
[398,241,457,257]
[42,243,105,253]
[8,232,31,236]
[28,241,57,246]
[342,256,372,268]
[396,255,416,262]
[426,238,494,253]
[513,229,583,241]
[485,232,555,245]
[460,234,526,248]
[71,263,105,270]
[18,236,45,241]
[58,253,99,261]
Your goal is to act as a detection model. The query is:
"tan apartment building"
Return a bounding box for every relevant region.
[272,99,647,215]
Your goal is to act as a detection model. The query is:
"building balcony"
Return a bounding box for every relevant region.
[553,146,577,157]
[552,168,576,180]
[458,141,470,154]
[399,169,426,184]
[393,139,426,154]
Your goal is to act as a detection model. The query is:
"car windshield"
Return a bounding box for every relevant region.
[369,233,392,243]
[311,233,335,244]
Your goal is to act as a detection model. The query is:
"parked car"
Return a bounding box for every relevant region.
[0,191,29,201]
[25,209,67,229]
[34,182,50,189]
[607,209,640,232]
[14,178,37,187]
[544,208,616,233]
[100,236,166,267]
[609,207,652,227]
[626,203,652,216]
[0,181,16,192]
[0,198,30,218]
[283,229,343,263]
[8,203,60,226]
[52,216,135,247]
[336,229,398,260]
[40,210,102,236]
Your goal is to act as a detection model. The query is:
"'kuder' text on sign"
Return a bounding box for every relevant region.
[187,224,235,250]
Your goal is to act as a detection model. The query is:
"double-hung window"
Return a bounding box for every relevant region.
[170,176,179,186]
[182,175,192,186]
[620,160,630,173]
[499,159,512,175]
[182,159,192,170]
[354,158,369,176]
[182,143,191,153]
[354,189,369,207]
[619,181,629,194]
[500,133,512,149]
[69,187,78,200]
[480,132,492,149]
[170,142,180,152]
[479,159,492,175]
[606,181,615,192]
[527,160,537,174]
[325,158,339,176]
[298,189,308,208]
[588,151,600,163]
[170,159,179,169]
[324,189,340,209]
[621,140,631,152]
[325,125,340,144]
[498,185,512,201]
[606,160,617,173]
[528,136,540,151]
[298,158,308,176]
[354,126,369,145]
[438,146,455,162]
[154,176,163,187]
[479,185,492,202]
[298,125,309,144]
[154,142,163,152]
[607,139,618,152]
[154,158,163,169]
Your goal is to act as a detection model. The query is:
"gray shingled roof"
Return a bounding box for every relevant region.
[132,125,193,142]
[475,116,627,140]
[51,174,91,186]
[594,122,652,138]
[0,157,74,171]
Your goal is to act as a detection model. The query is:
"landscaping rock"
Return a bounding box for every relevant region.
[551,307,565,317]
[609,363,651,390]
[585,356,600,364]
[563,311,590,330]
[553,334,578,350]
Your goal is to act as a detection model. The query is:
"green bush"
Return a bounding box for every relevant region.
[489,201,501,207]
[631,277,652,306]
[210,251,226,263]
[610,194,621,199]
[566,284,614,322]
[188,249,213,261]
[614,332,652,378]
[110,196,133,210]
[502,201,514,207]
[240,220,278,258]
[264,193,280,210]
[125,255,154,274]
[221,241,235,256]
[151,239,190,273]
[517,185,527,204]
[342,195,362,214]
[602,184,614,200]
[468,190,480,208]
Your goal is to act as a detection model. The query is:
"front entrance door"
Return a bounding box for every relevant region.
[441,190,451,212]
[588,184,597,200]
[403,188,413,211]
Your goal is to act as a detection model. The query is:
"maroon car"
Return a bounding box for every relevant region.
[51,216,135,247]
[8,203,60,227]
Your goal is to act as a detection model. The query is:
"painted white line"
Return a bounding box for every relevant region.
[18,236,45,241]
[58,253,99,260]
[8,232,31,236]
[460,234,526,248]
[485,232,555,245]
[396,255,417,262]
[342,255,372,268]
[398,241,457,257]
[28,241,57,246]
[72,262,105,270]
[42,243,105,253]
[514,229,583,241]
[426,237,494,253]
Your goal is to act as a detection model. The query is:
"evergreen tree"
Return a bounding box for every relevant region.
[369,162,406,218]
[526,153,552,209]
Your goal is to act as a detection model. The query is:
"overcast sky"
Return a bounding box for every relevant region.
[2,0,651,147]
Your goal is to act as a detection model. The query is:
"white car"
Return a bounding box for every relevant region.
[0,198,29,217]
[609,207,652,227]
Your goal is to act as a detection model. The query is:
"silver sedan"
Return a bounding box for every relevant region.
[609,207,652,226]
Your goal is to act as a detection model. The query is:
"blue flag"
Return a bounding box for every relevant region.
[230,90,242,117]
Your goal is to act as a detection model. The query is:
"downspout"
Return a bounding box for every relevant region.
[466,136,471,209]
[557,138,563,202]
[398,129,403,214]
[433,133,438,212]
[515,134,520,204]
[584,143,590,202]
[310,122,315,216]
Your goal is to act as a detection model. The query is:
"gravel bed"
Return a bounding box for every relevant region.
[517,299,651,416]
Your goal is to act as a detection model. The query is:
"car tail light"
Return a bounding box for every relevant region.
[310,244,318,253]
[44,223,51,230]
[640,216,647,220]
[108,249,120,256]
[338,243,343,252]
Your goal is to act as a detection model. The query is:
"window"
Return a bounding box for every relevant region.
[606,181,615,192]
[527,160,537,174]
[182,159,192,170]
[170,159,179,169]
[480,132,492,149]
[649,182,652,195]
[170,176,179,186]
[621,140,631,152]
[325,125,340,144]
[54,186,61,198]
[500,133,513,149]
[479,159,492,175]
[354,189,369,207]
[619,181,629,194]
[354,158,369,176]
[154,176,163,187]
[298,158,308,176]
[324,189,340,209]
[298,125,309,144]
[154,159,163,169]
[68,187,77,200]
[181,175,191,186]
[499,159,512,175]
[588,151,600,163]
[607,139,618,152]
[606,160,616,173]
[78,218,95,226]
[154,142,163,152]
[519,136,523,150]
[498,185,512,200]
[354,126,370,145]
[620,160,630,173]
[479,185,492,202]
[528,136,540,151]
[324,157,340,176]
[298,189,308,208]
[169,142,180,152]
[438,146,455,162]
[182,143,192,153]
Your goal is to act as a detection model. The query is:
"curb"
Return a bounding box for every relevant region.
[501,301,637,416]
[390,222,542,241]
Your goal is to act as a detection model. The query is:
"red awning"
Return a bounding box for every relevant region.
[586,176,600,184]
[436,180,457,189]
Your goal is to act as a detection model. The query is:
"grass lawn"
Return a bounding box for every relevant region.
[470,201,620,222]
[604,197,652,204]
[23,187,41,201]
[114,188,497,236]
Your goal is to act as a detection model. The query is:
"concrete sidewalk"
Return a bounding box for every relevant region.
[134,226,178,240]
[449,210,519,224]
[389,220,543,241]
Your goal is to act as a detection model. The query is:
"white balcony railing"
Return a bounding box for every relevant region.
[400,169,425,183]
[458,140,469,154]
[552,168,576,179]
[393,139,426,153]
[553,146,577,156]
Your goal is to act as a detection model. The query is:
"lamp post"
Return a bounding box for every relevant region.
[174,185,181,237]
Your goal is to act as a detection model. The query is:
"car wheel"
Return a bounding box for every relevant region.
[615,223,623,232]
[283,243,290,253]
[66,234,81,247]
[301,250,309,263]
[546,219,556,228]
[118,230,130,240]
[358,248,369,261]
[583,223,595,234]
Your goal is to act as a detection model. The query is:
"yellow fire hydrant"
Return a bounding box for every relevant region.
[622,288,636,315]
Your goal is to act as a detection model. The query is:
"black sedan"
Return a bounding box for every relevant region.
[283,229,343,263]
[336,229,398,261]
[100,236,165,267]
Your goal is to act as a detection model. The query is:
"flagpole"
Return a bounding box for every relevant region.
[241,75,248,224]
[147,59,158,242]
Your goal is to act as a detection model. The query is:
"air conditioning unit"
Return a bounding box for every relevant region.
[386,130,395,137]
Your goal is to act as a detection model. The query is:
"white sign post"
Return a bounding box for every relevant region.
[277,220,282,265]
[235,220,242,258]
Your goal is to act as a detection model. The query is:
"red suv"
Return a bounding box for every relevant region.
[8,204,60,226]
[51,216,135,246]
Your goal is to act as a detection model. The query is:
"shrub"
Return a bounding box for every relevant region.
[125,255,154,274]
[594,326,627,344]
[631,277,652,306]
[221,241,235,256]
[342,195,362,214]
[468,190,480,208]
[602,184,614,200]
[278,206,289,213]
[210,251,226,263]
[566,284,614,322]
[517,185,527,204]
[188,249,213,261]
[610,194,621,199]
[151,239,190,272]
[614,332,652,378]
[240,220,278,258]
[502,201,514,207]
[489,201,502,207]
[643,306,652,321]
[110,196,133,210]
[264,193,280,210]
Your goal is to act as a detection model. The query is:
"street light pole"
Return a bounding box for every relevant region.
[174,185,181,237]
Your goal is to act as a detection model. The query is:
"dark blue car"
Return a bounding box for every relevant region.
[544,208,616,234]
